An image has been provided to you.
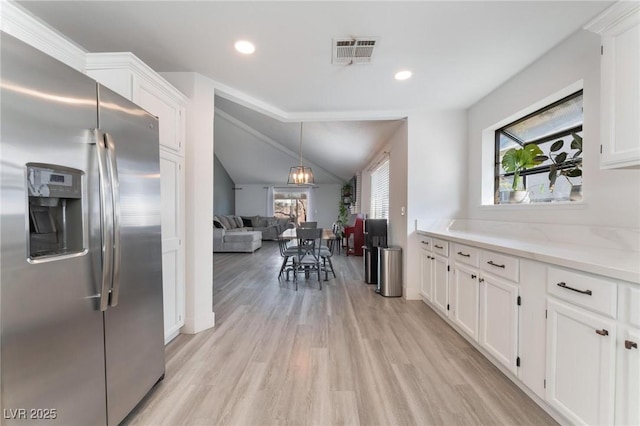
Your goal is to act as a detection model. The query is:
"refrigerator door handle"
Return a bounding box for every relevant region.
[94,129,113,312]
[104,132,121,307]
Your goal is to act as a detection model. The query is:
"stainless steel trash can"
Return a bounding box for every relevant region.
[363,246,378,284]
[377,247,402,297]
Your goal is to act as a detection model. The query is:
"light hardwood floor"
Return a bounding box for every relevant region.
[125,242,556,425]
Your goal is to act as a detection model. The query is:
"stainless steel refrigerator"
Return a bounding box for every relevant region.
[1,33,165,425]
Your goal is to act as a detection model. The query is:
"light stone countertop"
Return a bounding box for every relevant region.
[416,219,640,284]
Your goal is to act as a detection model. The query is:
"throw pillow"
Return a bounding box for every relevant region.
[234,216,244,228]
[213,216,226,229]
[225,215,238,229]
[266,218,278,227]
[218,216,232,229]
[241,216,253,227]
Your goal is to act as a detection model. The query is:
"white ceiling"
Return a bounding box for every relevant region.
[19,1,611,114]
[17,1,612,185]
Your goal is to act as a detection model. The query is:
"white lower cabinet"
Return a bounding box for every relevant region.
[479,274,519,374]
[432,254,449,315]
[451,264,479,340]
[420,248,434,301]
[417,232,638,425]
[616,282,640,425]
[616,326,640,426]
[546,298,616,425]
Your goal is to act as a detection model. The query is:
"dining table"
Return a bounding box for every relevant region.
[279,228,337,240]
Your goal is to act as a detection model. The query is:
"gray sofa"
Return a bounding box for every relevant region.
[213,215,295,253]
[214,215,294,240]
[212,228,262,253]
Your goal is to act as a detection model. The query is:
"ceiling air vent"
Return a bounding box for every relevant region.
[332,37,378,65]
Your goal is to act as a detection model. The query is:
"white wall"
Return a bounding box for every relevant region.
[361,121,408,246]
[235,183,341,229]
[235,185,268,216]
[467,29,640,229]
[161,72,216,334]
[311,184,341,229]
[360,120,409,290]
[405,110,468,299]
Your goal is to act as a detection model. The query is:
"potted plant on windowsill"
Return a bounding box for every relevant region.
[501,144,544,203]
[536,133,583,201]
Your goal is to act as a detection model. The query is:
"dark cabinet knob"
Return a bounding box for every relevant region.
[595,329,609,336]
[625,340,638,350]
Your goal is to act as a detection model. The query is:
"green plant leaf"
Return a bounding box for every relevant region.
[534,155,549,162]
[548,165,558,192]
[502,145,543,174]
[555,152,567,164]
[571,133,583,150]
[501,148,518,173]
[572,150,582,159]
[566,169,582,177]
[550,140,564,152]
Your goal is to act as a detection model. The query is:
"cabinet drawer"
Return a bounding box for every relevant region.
[480,250,519,282]
[547,267,617,318]
[418,236,432,251]
[453,243,480,267]
[432,238,449,257]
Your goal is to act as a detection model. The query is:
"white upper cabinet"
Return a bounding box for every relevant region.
[585,2,640,169]
[86,53,187,156]
[86,52,187,344]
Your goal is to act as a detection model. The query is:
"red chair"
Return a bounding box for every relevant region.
[344,214,364,256]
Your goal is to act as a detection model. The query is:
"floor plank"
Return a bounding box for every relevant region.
[124,241,556,425]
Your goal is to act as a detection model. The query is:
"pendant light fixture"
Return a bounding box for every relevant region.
[287,122,315,185]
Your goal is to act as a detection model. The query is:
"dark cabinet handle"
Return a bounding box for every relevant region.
[457,251,471,257]
[595,329,609,336]
[478,278,485,283]
[557,282,592,296]
[421,240,430,245]
[487,261,505,268]
[434,245,444,249]
[625,340,638,350]
[471,274,477,279]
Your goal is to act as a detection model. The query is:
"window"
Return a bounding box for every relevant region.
[370,159,389,219]
[274,190,307,225]
[495,90,583,204]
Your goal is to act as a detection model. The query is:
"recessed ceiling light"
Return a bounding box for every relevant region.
[234,40,255,55]
[394,70,412,81]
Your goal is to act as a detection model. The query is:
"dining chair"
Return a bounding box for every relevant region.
[320,236,337,281]
[277,235,297,279]
[286,227,323,290]
[299,221,318,228]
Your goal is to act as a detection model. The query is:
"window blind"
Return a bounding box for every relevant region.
[354,172,362,213]
[370,159,389,219]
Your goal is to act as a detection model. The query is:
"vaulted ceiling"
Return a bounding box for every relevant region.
[17,1,612,183]
[215,96,405,184]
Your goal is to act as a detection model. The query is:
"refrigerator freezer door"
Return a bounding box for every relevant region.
[97,86,165,426]
[0,34,107,425]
